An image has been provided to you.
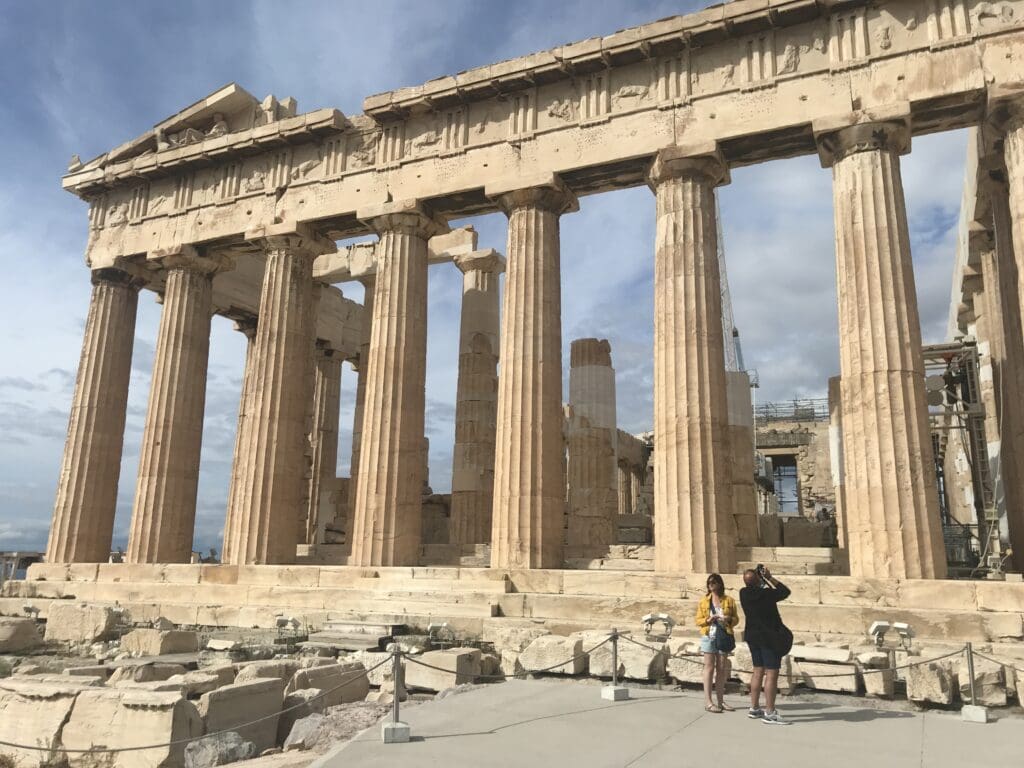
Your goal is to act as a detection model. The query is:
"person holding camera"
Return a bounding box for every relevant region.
[695,572,739,713]
[739,565,793,725]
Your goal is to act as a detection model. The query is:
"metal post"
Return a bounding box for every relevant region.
[392,644,401,724]
[611,628,619,689]
[965,642,977,706]
[601,628,629,701]
[382,644,411,743]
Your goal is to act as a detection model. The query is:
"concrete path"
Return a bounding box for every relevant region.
[320,680,1024,768]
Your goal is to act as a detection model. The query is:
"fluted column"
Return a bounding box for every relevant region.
[305,341,342,544]
[225,224,333,564]
[48,268,141,563]
[128,248,221,564]
[648,145,735,574]
[567,338,618,547]
[450,249,504,546]
[486,176,577,569]
[617,464,633,515]
[222,317,257,564]
[816,119,946,579]
[349,201,446,566]
[347,276,375,518]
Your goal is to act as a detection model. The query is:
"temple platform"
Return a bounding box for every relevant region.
[2,564,1022,655]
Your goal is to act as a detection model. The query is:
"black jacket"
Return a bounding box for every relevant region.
[739,580,791,647]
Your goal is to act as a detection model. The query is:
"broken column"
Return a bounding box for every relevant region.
[726,371,758,546]
[816,116,946,579]
[349,201,446,566]
[450,250,504,547]
[566,338,619,548]
[225,224,332,564]
[648,145,735,574]
[128,247,221,564]
[305,339,342,545]
[48,268,141,563]
[486,175,577,569]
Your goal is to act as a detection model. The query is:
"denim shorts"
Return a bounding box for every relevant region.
[747,643,782,670]
[700,635,730,655]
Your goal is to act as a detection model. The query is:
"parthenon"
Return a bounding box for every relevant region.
[7,0,1024,650]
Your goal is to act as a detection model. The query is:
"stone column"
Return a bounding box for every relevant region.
[128,248,220,564]
[347,276,375,517]
[305,341,342,545]
[827,375,848,550]
[566,338,619,548]
[450,249,504,546]
[349,201,446,566]
[648,145,735,574]
[225,224,332,565]
[222,316,258,564]
[726,371,758,547]
[486,175,577,569]
[617,463,633,515]
[47,268,141,563]
[816,119,946,579]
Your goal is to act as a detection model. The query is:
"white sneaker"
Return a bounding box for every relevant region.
[761,710,790,725]
[747,707,764,719]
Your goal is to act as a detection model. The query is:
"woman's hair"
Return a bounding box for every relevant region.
[706,572,724,594]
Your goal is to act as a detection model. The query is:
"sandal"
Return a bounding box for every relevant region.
[718,702,735,712]
[705,703,723,713]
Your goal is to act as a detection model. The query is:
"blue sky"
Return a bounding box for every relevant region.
[0,1,966,554]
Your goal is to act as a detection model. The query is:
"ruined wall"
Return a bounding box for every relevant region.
[757,420,835,518]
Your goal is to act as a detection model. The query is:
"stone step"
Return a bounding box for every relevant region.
[303,632,389,651]
[736,560,842,575]
[736,546,837,563]
[564,558,656,572]
[321,621,404,636]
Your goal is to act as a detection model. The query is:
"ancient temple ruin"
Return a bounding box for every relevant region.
[7,0,1024,654]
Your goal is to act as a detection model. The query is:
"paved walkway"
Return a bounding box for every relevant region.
[319,680,1024,768]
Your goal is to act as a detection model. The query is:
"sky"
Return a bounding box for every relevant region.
[0,1,967,555]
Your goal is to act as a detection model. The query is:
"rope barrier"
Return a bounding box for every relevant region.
[971,650,1024,676]
[0,656,392,755]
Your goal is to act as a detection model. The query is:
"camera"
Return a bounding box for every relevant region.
[755,563,766,575]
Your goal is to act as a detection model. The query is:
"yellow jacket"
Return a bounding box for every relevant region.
[695,593,739,636]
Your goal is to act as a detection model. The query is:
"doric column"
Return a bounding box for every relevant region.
[225,224,333,565]
[617,463,633,515]
[347,276,375,518]
[816,118,946,579]
[450,249,504,546]
[726,371,758,547]
[48,268,141,563]
[222,316,257,564]
[827,375,848,550]
[648,145,735,574]
[349,201,446,566]
[566,338,619,548]
[486,175,577,569]
[128,248,221,564]
[305,340,342,544]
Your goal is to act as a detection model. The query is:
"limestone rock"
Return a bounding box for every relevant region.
[235,659,299,684]
[275,703,390,753]
[480,652,501,679]
[792,661,860,693]
[277,688,325,746]
[349,651,389,686]
[956,656,1008,707]
[790,644,853,664]
[167,671,225,697]
[121,628,199,657]
[588,637,666,681]
[519,636,585,676]
[201,664,236,687]
[184,732,257,768]
[283,712,326,752]
[43,604,119,644]
[483,625,549,653]
[0,618,43,654]
[856,651,894,698]
[108,662,187,684]
[404,648,481,692]
[906,661,956,706]
[198,678,284,753]
[284,662,369,707]
[666,655,705,685]
[63,665,110,679]
[206,638,241,652]
[62,687,203,768]
[0,679,88,768]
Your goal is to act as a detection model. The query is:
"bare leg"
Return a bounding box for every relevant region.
[764,668,780,712]
[750,666,764,710]
[715,655,727,704]
[703,653,716,706]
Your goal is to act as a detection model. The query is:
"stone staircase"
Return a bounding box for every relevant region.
[736,546,846,575]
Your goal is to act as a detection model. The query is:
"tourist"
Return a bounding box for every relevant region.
[696,572,738,713]
[740,565,793,725]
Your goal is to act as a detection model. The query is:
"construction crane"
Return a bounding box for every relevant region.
[716,190,745,374]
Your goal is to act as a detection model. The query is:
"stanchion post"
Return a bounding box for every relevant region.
[961,642,990,724]
[601,628,629,701]
[382,645,412,743]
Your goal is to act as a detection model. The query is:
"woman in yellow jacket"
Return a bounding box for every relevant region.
[695,572,739,713]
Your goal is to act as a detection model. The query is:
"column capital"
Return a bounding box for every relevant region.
[647,143,729,188]
[90,267,144,291]
[986,84,1024,135]
[229,314,258,339]
[357,199,448,239]
[453,248,506,275]
[485,173,579,215]
[245,222,337,258]
[147,244,231,275]
[813,105,911,167]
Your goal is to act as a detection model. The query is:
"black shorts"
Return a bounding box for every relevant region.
[747,643,782,670]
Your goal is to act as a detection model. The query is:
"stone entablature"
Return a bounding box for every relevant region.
[64,0,1024,268]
